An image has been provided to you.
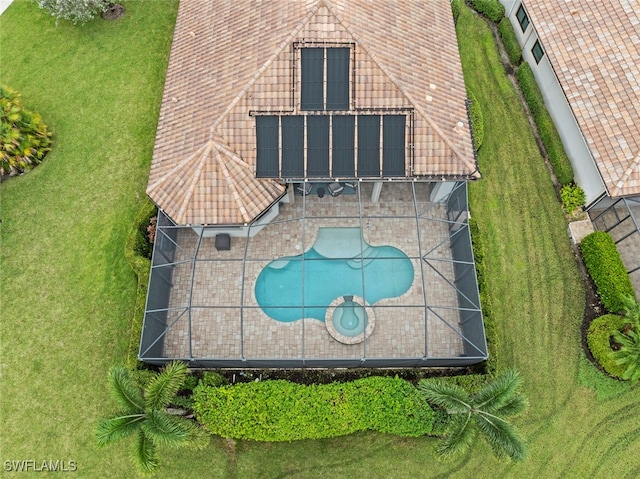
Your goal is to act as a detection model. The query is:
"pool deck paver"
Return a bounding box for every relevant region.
[163,183,466,362]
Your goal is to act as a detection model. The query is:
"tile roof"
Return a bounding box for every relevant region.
[524,0,640,197]
[148,0,477,225]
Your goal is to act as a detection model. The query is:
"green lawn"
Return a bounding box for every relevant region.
[1,2,638,478]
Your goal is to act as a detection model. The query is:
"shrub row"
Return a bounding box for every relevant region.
[467,89,484,151]
[469,218,497,375]
[587,314,627,379]
[498,18,522,65]
[193,376,434,441]
[581,231,635,314]
[125,200,157,368]
[516,62,574,185]
[468,0,505,22]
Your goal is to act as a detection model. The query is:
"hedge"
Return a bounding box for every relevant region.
[498,18,522,65]
[192,377,434,441]
[467,89,484,151]
[468,0,505,22]
[587,314,628,379]
[516,62,574,185]
[581,231,635,314]
[451,0,464,23]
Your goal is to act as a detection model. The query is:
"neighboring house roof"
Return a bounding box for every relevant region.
[148,0,477,225]
[525,0,640,197]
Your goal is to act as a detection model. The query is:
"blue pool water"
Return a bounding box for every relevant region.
[255,233,414,322]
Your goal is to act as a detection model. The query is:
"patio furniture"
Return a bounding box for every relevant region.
[215,234,231,251]
[344,181,358,191]
[296,182,312,195]
[328,182,344,197]
[317,187,325,198]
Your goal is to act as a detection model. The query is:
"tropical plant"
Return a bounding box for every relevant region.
[0,85,52,177]
[36,0,108,25]
[418,369,527,461]
[611,295,640,383]
[560,183,586,215]
[96,362,208,474]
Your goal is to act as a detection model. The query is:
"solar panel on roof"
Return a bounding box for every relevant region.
[307,116,329,177]
[301,48,324,111]
[326,48,350,110]
[281,116,304,178]
[357,115,380,177]
[332,115,355,177]
[255,116,279,178]
[383,115,406,176]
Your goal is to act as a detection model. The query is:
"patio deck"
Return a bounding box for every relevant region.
[158,183,469,363]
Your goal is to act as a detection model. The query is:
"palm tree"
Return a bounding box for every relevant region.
[418,370,527,461]
[96,361,208,474]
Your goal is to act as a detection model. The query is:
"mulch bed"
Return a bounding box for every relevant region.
[101,3,125,21]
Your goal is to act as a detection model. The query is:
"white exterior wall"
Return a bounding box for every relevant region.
[499,1,607,206]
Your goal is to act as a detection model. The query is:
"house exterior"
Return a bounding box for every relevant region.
[139,0,487,368]
[499,0,640,292]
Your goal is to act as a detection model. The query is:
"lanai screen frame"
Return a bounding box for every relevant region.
[139,181,487,368]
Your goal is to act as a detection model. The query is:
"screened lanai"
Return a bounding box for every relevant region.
[139,181,487,368]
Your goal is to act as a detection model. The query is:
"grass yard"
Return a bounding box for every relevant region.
[1,2,638,478]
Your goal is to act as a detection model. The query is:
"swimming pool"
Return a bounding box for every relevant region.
[255,228,414,322]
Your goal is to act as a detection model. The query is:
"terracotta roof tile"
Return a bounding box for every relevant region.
[149,0,476,225]
[524,0,640,197]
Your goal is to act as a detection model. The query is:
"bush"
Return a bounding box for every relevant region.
[193,376,434,441]
[134,207,157,260]
[587,314,628,379]
[468,0,505,22]
[0,85,52,177]
[498,18,522,65]
[36,0,108,25]
[560,183,586,214]
[581,232,635,314]
[199,371,227,388]
[467,89,484,151]
[516,63,574,185]
[451,0,464,23]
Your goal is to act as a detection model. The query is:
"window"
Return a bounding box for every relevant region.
[516,4,529,32]
[531,40,545,64]
[301,48,350,111]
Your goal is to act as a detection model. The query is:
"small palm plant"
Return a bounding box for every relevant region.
[418,369,527,461]
[611,294,640,383]
[97,361,208,474]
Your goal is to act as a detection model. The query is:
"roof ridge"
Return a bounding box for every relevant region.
[147,142,209,194]
[324,0,476,173]
[213,144,252,223]
[175,141,214,223]
[208,2,322,136]
[612,149,640,196]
